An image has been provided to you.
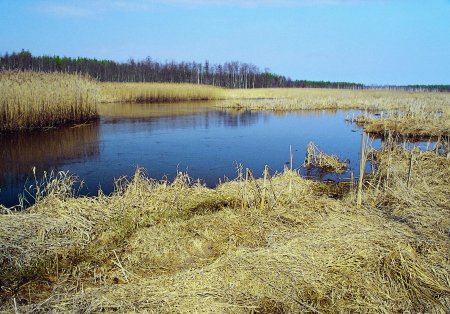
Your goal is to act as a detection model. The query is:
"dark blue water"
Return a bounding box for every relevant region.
[0,102,373,207]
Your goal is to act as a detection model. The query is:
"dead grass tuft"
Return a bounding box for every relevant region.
[304,142,348,173]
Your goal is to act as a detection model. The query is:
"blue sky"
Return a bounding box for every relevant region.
[0,0,449,85]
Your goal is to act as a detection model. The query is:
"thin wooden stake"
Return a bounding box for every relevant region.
[407,150,414,188]
[356,131,366,207]
[434,135,441,154]
[350,171,354,192]
[290,145,293,170]
[242,168,249,209]
[261,165,268,209]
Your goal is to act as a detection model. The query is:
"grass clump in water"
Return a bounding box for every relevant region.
[351,111,450,139]
[304,141,348,173]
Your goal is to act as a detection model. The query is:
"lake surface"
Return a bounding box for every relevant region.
[0,102,373,207]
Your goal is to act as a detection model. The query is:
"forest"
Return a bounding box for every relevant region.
[1,50,449,91]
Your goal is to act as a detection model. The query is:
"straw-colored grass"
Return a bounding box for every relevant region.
[221,88,450,112]
[3,73,449,134]
[221,88,450,140]
[350,111,450,138]
[1,144,449,312]
[100,82,225,103]
[0,71,98,132]
[304,141,348,173]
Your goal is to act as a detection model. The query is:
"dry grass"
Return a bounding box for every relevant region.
[100,82,225,103]
[350,111,450,139]
[1,144,449,313]
[1,80,450,311]
[221,88,450,141]
[304,141,348,173]
[0,71,98,132]
[221,88,450,112]
[3,74,449,135]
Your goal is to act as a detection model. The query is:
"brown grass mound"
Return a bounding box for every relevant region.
[352,111,450,139]
[0,148,449,313]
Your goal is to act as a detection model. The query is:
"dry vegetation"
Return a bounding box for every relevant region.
[1,141,449,312]
[349,111,450,139]
[304,142,348,173]
[3,71,449,137]
[99,82,225,103]
[0,71,98,132]
[1,73,449,312]
[222,88,450,140]
[221,88,450,112]
[0,74,223,132]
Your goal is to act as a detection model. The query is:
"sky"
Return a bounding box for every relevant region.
[0,0,449,85]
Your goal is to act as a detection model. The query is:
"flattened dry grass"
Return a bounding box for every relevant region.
[100,82,225,103]
[1,146,449,313]
[0,71,98,132]
[353,111,450,139]
[221,88,450,112]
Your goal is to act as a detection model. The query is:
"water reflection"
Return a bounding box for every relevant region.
[1,102,367,207]
[0,124,100,204]
[99,102,264,129]
[98,101,216,120]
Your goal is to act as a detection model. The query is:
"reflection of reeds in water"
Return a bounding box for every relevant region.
[0,123,100,187]
[99,101,264,129]
[0,71,98,131]
[98,101,216,119]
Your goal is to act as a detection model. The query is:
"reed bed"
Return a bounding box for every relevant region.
[0,71,98,132]
[99,82,225,103]
[221,88,450,112]
[1,143,449,313]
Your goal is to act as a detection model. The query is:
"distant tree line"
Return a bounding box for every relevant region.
[0,50,363,89]
[365,85,450,93]
[1,50,448,92]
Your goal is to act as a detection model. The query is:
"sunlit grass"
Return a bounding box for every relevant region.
[222,88,450,112]
[1,144,449,312]
[0,71,98,132]
[100,82,225,103]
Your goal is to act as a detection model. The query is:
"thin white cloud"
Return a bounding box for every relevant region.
[32,0,370,18]
[35,3,92,17]
[156,0,368,7]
